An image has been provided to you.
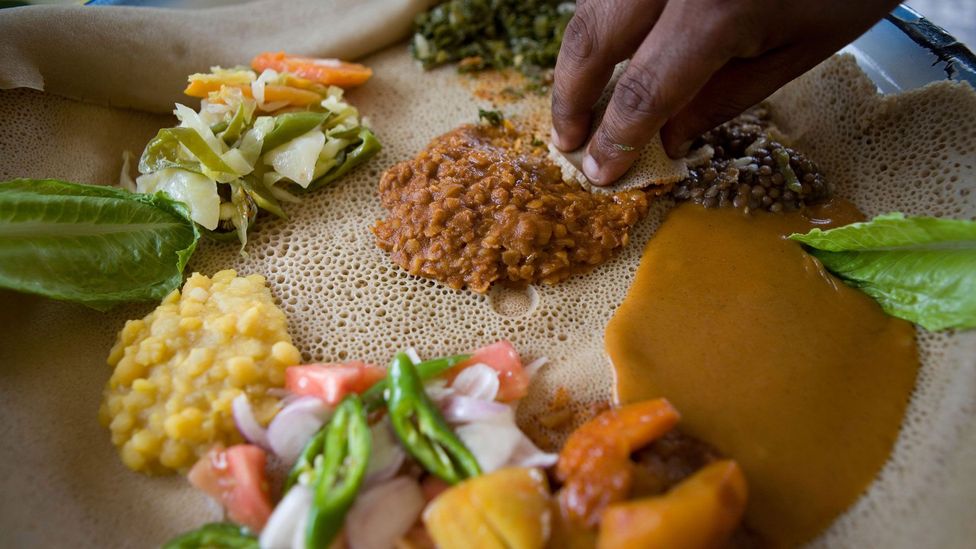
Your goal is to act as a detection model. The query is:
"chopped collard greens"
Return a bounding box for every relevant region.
[478,108,505,126]
[412,0,575,85]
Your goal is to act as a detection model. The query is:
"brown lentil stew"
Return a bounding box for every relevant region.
[672,109,831,213]
[373,122,649,292]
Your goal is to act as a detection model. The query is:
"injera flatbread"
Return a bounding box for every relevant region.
[1,10,975,549]
[548,62,690,193]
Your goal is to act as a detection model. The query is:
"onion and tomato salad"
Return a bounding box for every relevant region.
[167,341,554,548]
[166,341,749,549]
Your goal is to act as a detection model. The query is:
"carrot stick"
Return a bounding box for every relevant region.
[251,51,373,88]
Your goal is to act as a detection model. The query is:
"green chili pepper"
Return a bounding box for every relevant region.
[360,353,471,411]
[306,127,382,192]
[304,394,371,549]
[285,353,471,493]
[161,522,258,549]
[260,112,330,155]
[284,422,327,494]
[387,353,481,484]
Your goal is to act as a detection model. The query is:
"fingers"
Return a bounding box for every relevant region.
[660,45,821,157]
[583,1,744,184]
[550,0,665,152]
[659,2,898,156]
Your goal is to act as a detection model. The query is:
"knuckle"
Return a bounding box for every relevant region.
[614,64,662,117]
[562,5,600,63]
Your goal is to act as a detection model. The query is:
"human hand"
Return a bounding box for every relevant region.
[550,0,899,185]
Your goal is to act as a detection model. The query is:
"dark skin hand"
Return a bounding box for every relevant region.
[550,0,900,185]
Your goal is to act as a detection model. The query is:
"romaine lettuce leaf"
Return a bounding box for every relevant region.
[789,213,976,331]
[0,179,199,310]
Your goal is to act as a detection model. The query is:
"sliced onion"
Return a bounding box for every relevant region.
[524,356,549,379]
[267,396,331,465]
[259,484,312,549]
[345,477,426,549]
[363,419,406,488]
[291,508,309,549]
[509,432,558,469]
[442,395,510,423]
[424,379,454,404]
[451,363,499,401]
[232,394,269,450]
[456,412,522,473]
[404,346,422,365]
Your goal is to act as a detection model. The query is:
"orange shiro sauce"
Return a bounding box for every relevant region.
[605,201,919,547]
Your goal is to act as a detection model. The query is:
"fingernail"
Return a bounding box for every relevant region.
[582,154,601,184]
[550,127,570,151]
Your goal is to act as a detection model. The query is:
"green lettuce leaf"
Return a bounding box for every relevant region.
[789,212,976,331]
[0,179,200,310]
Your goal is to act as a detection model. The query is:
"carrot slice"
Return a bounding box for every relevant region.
[251,51,373,88]
[555,399,681,527]
[184,78,232,98]
[186,82,323,109]
[184,71,254,98]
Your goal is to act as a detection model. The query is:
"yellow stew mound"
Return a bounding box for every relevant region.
[99,270,301,474]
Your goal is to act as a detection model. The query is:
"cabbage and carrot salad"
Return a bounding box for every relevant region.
[129,52,380,250]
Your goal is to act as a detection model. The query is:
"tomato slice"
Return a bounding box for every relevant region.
[453,341,530,402]
[188,445,273,533]
[251,51,373,88]
[285,361,386,405]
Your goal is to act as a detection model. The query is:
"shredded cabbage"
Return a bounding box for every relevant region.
[134,65,381,248]
[264,129,326,188]
[252,69,279,109]
[136,168,220,230]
